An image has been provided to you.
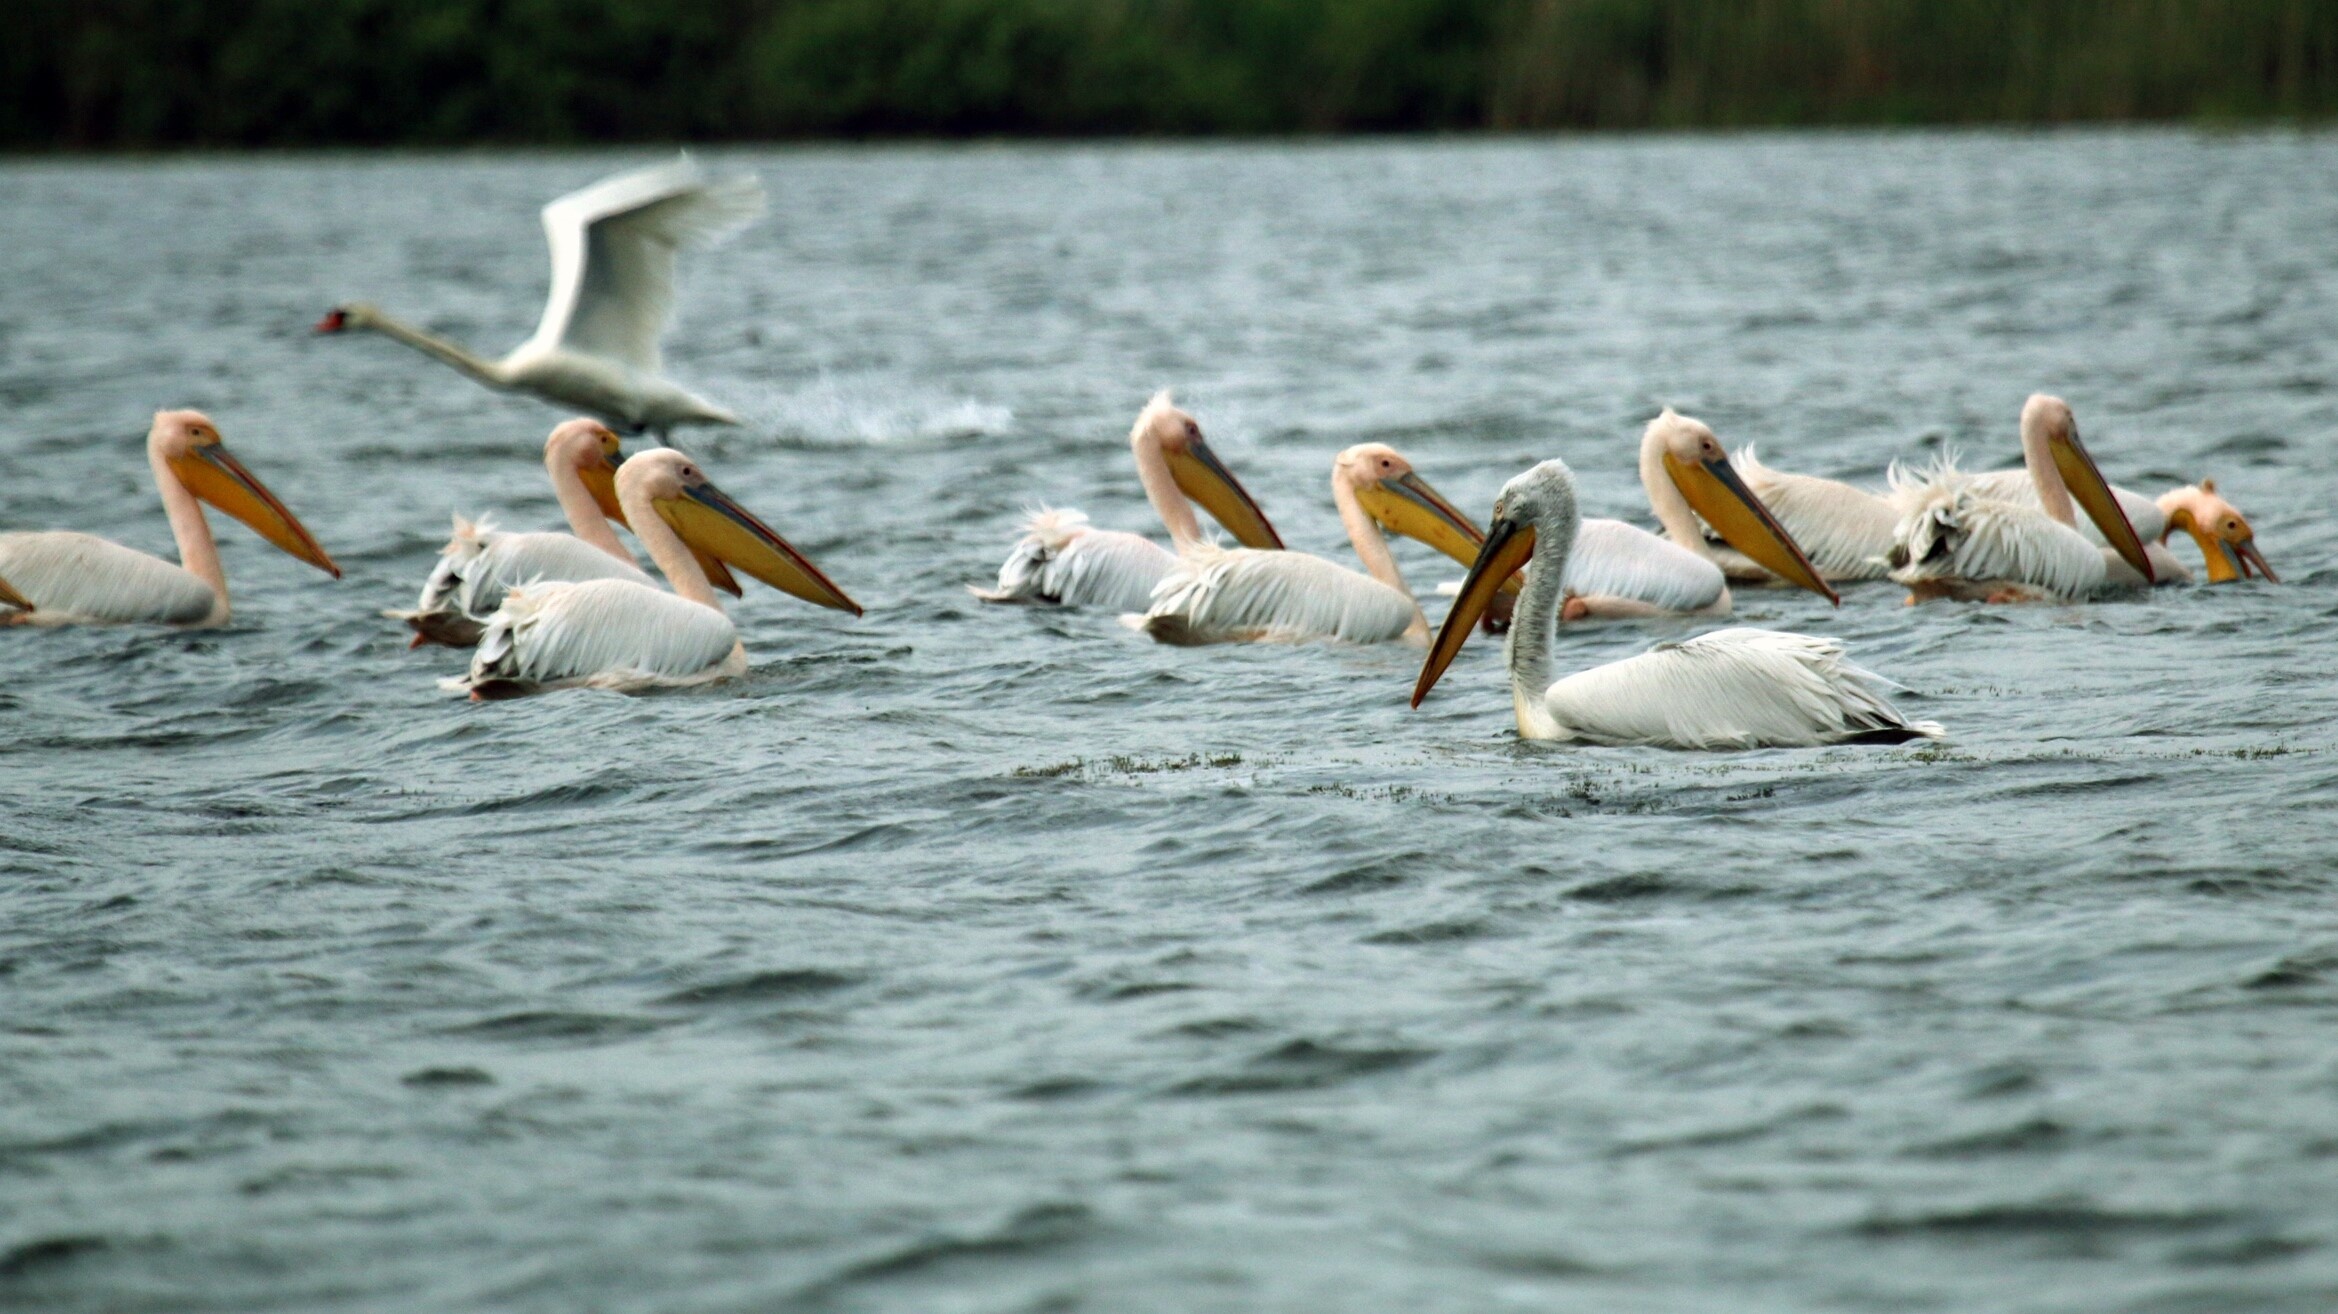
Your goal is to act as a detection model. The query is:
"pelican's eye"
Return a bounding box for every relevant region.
[1183,420,1200,439]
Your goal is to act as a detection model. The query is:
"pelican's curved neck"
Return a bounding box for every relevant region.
[1505,506,1574,741]
[1333,473,1426,640]
[1639,430,1710,557]
[548,456,631,562]
[360,310,506,384]
[151,444,227,613]
[1134,438,1204,550]
[2022,419,2076,527]
[618,485,721,609]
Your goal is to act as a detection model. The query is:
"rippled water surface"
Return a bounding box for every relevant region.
[6,133,2338,1312]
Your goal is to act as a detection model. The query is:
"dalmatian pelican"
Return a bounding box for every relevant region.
[1413,460,1942,749]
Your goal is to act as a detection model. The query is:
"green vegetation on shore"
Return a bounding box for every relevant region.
[14,0,2337,148]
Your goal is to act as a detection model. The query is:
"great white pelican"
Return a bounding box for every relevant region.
[1413,460,1943,749]
[0,410,339,627]
[450,448,859,699]
[975,392,1283,612]
[1888,395,2158,603]
[390,418,742,648]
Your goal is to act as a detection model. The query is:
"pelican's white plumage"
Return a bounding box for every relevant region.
[451,448,859,699]
[405,515,653,645]
[320,155,762,435]
[974,509,1176,613]
[1138,543,1421,646]
[1887,396,2158,604]
[0,411,339,627]
[975,394,1284,612]
[1413,460,1941,749]
[1561,519,1729,615]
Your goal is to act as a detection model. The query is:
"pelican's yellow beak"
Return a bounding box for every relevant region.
[169,445,340,578]
[1413,514,1537,708]
[1167,437,1285,550]
[588,447,742,597]
[1358,470,1522,628]
[2048,431,2154,582]
[2170,512,2278,585]
[0,574,30,612]
[655,482,861,615]
[1663,452,1837,604]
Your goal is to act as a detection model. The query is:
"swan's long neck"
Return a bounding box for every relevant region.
[360,310,506,384]
[1333,474,1427,640]
[1505,502,1575,741]
[1134,439,1205,550]
[151,445,227,612]
[2022,418,2077,527]
[1639,432,1711,557]
[619,487,721,609]
[548,456,631,562]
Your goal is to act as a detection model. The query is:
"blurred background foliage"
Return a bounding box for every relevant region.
[12,0,2338,147]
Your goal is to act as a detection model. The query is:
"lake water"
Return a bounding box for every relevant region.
[4,132,2336,1312]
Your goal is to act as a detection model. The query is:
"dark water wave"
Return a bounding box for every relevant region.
[4,135,2338,1311]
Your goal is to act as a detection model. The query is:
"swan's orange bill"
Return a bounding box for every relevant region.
[1167,437,1284,550]
[2048,431,2154,583]
[170,445,341,578]
[656,483,860,615]
[1664,452,1837,604]
[1413,517,1537,708]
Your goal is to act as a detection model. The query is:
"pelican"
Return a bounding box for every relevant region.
[1412,460,1943,749]
[1384,410,1838,622]
[0,410,339,627]
[1131,442,1490,646]
[1889,395,2158,603]
[451,449,858,699]
[1963,472,2276,586]
[974,392,1284,612]
[1706,446,1902,584]
[389,418,742,648]
[318,155,761,436]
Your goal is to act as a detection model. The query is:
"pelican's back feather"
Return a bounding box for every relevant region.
[1562,519,1728,612]
[460,578,738,695]
[971,510,1176,612]
[0,531,215,625]
[1963,467,2164,545]
[1138,545,1418,646]
[1545,628,1944,748]
[1887,470,2105,601]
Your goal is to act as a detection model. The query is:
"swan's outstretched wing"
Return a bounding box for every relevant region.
[1546,628,1943,748]
[525,155,764,373]
[1561,518,1727,612]
[1137,545,1419,645]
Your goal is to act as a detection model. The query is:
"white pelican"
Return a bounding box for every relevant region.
[974,392,1284,612]
[0,410,339,627]
[1889,395,2158,603]
[1707,446,1902,584]
[1412,460,1943,749]
[1962,471,2276,587]
[452,448,858,699]
[1383,410,1839,622]
[318,155,762,436]
[389,418,742,648]
[1131,442,1501,646]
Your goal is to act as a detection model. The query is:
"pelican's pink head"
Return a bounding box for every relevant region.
[617,449,859,615]
[2158,479,2276,584]
[148,410,340,579]
[2018,393,2154,582]
[1128,391,1282,550]
[1336,443,1484,565]
[1643,407,1835,603]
